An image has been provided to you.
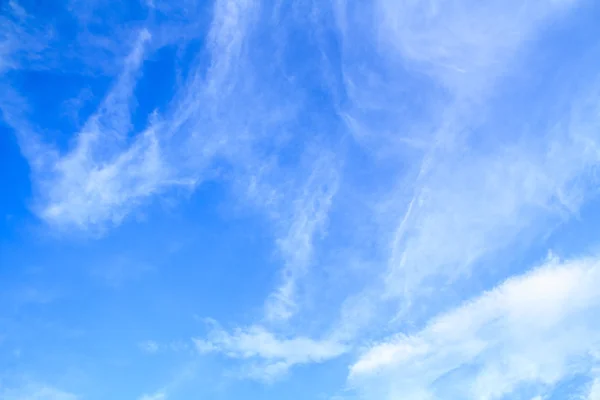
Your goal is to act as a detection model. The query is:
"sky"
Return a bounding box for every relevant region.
[1,0,600,399]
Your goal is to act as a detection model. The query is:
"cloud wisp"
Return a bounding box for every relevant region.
[194,323,347,382]
[332,0,600,322]
[350,255,600,400]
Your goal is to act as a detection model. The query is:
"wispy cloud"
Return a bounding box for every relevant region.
[334,0,579,114]
[194,323,347,382]
[350,254,600,399]
[204,0,257,94]
[187,0,600,385]
[0,1,51,74]
[383,77,600,318]
[265,154,340,322]
[0,0,260,233]
[7,28,186,232]
[331,0,600,321]
[371,0,576,94]
[3,5,343,382]
[588,377,600,400]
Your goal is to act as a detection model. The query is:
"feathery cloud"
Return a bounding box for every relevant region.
[350,255,600,399]
[194,324,347,381]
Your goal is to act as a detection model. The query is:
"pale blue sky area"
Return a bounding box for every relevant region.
[2,1,600,399]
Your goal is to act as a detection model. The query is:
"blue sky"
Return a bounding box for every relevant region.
[2,0,600,399]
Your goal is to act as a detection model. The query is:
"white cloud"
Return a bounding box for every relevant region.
[338,0,577,97]
[204,0,257,94]
[2,0,339,325]
[3,5,342,375]
[0,2,50,74]
[350,255,600,400]
[194,324,347,381]
[166,0,341,324]
[38,125,182,230]
[11,28,192,232]
[2,0,261,233]
[265,154,340,322]
[587,376,600,400]
[331,0,600,323]
[382,78,600,312]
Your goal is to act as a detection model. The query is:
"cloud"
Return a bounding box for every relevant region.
[3,6,343,385]
[330,0,600,323]
[0,1,142,77]
[0,1,51,74]
[183,1,600,384]
[588,377,600,400]
[381,75,600,315]
[2,0,298,237]
[349,255,600,400]
[194,324,347,381]
[204,0,257,93]
[265,154,340,322]
[1,0,261,233]
[4,27,190,232]
[338,0,577,98]
[38,125,180,231]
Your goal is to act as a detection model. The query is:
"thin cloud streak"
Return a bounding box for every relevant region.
[350,254,600,400]
[194,323,347,382]
[266,154,340,322]
[13,28,184,231]
[331,0,599,320]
